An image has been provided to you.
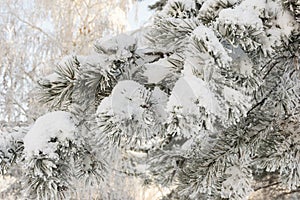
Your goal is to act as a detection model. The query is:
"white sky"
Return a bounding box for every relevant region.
[126,0,154,31]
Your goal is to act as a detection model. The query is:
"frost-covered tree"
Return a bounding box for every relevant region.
[0,0,134,125]
[1,0,299,199]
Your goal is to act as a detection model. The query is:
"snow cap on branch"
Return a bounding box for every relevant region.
[24,111,77,159]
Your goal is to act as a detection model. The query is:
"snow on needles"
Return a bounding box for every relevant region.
[96,80,168,146]
[23,111,77,159]
[98,80,147,118]
[216,0,298,54]
[97,80,168,123]
[217,7,263,35]
[95,33,136,58]
[192,25,232,68]
[167,75,250,129]
[166,0,196,10]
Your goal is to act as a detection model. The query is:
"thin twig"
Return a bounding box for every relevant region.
[254,181,281,191]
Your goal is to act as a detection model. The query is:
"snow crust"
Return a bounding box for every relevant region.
[23,111,77,158]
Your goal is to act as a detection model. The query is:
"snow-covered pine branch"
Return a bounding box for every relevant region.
[1,0,299,199]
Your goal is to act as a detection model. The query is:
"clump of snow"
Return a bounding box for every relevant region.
[261,2,298,54]
[143,58,174,84]
[275,10,297,37]
[236,54,253,76]
[151,87,169,122]
[79,34,138,83]
[96,80,168,145]
[217,8,263,33]
[168,75,250,130]
[216,0,298,54]
[79,53,109,74]
[98,80,168,123]
[191,25,226,58]
[95,33,137,57]
[167,75,220,116]
[181,138,194,151]
[99,80,147,118]
[238,0,267,16]
[216,1,264,51]
[23,111,77,158]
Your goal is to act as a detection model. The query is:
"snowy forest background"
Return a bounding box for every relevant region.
[0,0,299,199]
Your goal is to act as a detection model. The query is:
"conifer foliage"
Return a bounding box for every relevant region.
[0,0,299,199]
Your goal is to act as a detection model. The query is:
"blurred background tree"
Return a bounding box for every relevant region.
[0,0,135,126]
